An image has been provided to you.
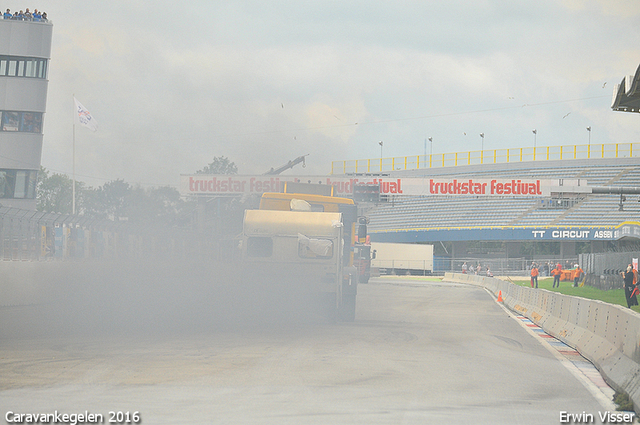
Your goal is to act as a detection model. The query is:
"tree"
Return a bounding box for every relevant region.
[83,179,132,220]
[36,166,189,229]
[124,185,185,226]
[81,179,187,228]
[36,167,87,213]
[146,186,184,221]
[197,156,238,175]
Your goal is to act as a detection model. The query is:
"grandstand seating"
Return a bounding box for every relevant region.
[367,158,640,233]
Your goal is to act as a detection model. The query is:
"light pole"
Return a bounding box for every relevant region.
[379,140,383,159]
[429,137,433,157]
[479,133,484,163]
[532,129,537,160]
[586,126,591,145]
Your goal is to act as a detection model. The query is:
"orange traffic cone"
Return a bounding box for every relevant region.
[497,290,504,302]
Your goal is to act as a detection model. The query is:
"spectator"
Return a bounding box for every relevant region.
[476,264,481,275]
[461,262,468,274]
[4,9,48,21]
[544,261,550,277]
[530,263,539,288]
[551,265,561,288]
[573,264,584,287]
[468,264,474,274]
[486,267,493,277]
[621,265,638,308]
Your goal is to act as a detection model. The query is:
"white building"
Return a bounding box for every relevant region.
[0,16,52,210]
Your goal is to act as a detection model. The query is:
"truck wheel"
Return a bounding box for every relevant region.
[339,293,356,322]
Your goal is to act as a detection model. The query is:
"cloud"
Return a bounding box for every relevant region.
[33,0,640,188]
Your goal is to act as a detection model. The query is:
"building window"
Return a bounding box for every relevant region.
[0,56,48,79]
[0,169,38,199]
[0,111,43,133]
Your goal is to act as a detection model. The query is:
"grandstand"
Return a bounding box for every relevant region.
[368,156,640,231]
[333,144,640,272]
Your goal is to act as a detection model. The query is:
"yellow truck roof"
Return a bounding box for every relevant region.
[259,192,354,212]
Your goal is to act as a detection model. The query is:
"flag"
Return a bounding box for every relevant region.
[74,97,98,132]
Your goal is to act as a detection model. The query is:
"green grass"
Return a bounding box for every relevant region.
[378,275,640,314]
[509,277,640,314]
[613,391,635,412]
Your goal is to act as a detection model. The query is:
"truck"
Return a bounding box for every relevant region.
[239,182,371,321]
[370,242,433,275]
[241,208,357,321]
[259,185,373,284]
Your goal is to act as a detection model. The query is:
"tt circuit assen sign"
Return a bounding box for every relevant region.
[180,175,559,197]
[371,223,640,243]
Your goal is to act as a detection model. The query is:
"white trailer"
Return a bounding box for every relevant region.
[370,242,433,275]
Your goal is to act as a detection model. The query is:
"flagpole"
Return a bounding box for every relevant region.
[72,93,76,215]
[72,122,76,215]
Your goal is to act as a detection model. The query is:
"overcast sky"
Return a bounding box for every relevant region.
[29,0,640,187]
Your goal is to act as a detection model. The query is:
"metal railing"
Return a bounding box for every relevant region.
[331,143,640,174]
[0,207,205,261]
[0,207,132,261]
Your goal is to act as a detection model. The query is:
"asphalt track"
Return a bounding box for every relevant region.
[0,277,620,424]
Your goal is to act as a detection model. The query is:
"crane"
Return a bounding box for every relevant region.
[264,154,309,175]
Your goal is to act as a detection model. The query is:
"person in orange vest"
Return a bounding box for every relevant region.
[551,266,561,288]
[573,264,584,287]
[530,263,539,288]
[621,265,638,308]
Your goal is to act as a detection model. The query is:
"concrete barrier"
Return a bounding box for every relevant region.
[445,272,640,414]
